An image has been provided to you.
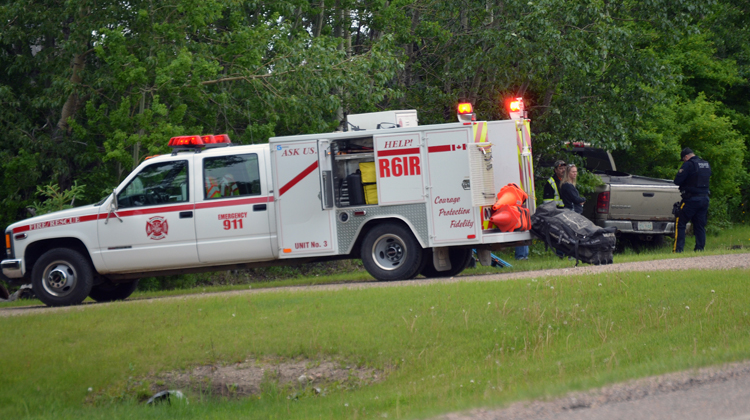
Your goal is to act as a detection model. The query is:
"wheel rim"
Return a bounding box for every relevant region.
[40,260,78,297]
[371,234,408,271]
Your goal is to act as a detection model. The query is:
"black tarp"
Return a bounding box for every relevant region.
[531,202,616,265]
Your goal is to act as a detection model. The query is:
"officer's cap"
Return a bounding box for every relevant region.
[680,147,693,159]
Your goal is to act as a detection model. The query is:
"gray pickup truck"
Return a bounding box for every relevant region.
[571,146,681,244]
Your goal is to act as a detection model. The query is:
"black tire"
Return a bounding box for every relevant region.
[0,282,9,300]
[31,248,94,307]
[361,223,423,281]
[420,247,473,278]
[89,279,139,302]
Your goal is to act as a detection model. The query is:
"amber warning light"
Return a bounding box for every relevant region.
[457,102,476,123]
[458,103,473,114]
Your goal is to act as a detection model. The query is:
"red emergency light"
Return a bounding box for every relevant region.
[507,97,525,120]
[169,134,232,150]
[169,135,203,147]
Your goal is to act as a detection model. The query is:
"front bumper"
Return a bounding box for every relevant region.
[596,220,675,235]
[1,259,24,280]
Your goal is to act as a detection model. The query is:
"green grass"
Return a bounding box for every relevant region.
[1,267,749,419]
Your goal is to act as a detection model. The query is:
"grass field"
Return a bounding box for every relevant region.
[1,265,749,419]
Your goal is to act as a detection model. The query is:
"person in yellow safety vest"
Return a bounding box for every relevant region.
[219,173,240,197]
[206,174,240,198]
[543,160,567,208]
[205,176,221,198]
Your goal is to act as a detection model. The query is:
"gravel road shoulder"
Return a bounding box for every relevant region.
[2,253,749,318]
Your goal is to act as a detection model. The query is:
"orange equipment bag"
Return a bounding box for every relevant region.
[492,183,528,211]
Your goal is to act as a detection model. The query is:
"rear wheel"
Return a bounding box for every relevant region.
[89,279,139,302]
[361,223,423,281]
[420,247,473,278]
[31,248,94,307]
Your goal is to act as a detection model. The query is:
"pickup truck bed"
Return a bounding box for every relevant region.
[582,170,681,239]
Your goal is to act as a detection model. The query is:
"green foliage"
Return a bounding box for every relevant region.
[30,182,87,216]
[1,0,748,230]
[617,94,746,225]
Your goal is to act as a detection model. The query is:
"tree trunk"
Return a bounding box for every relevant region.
[56,53,85,133]
[314,0,325,38]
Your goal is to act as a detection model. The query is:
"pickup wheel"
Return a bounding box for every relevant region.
[420,247,473,278]
[31,248,94,307]
[89,280,139,303]
[361,223,423,281]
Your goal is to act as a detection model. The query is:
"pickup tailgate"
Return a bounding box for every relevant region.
[604,174,680,221]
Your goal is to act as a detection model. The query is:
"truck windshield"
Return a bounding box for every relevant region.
[117,160,189,208]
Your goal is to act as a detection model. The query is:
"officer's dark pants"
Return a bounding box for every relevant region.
[674,196,709,252]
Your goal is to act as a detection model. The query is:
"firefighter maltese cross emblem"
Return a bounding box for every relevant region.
[146,216,169,240]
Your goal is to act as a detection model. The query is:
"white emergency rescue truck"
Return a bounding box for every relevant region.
[1,105,536,307]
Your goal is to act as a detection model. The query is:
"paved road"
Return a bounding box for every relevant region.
[439,361,750,420]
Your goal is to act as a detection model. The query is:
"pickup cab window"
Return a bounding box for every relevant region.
[203,154,261,199]
[117,160,189,208]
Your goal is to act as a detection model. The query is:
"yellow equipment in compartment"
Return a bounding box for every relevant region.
[359,162,378,204]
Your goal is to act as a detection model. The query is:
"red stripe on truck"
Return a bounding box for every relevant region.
[427,145,452,153]
[278,160,319,197]
[12,197,275,234]
[377,147,420,157]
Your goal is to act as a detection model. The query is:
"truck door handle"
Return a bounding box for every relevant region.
[179,211,193,218]
[642,193,654,197]
[253,204,267,212]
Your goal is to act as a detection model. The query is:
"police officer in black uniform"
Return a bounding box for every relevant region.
[673,147,711,252]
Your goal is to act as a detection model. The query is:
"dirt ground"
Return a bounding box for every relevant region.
[153,358,383,399]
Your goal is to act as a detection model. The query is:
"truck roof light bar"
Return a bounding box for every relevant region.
[201,134,232,148]
[169,134,232,154]
[168,135,203,147]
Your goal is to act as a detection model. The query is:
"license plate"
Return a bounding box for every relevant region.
[637,222,653,231]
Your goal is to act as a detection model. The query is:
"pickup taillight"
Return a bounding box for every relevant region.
[597,191,610,214]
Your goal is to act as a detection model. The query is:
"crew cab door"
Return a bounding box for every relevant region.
[98,157,198,272]
[194,150,274,264]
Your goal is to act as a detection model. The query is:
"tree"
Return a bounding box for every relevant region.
[0,0,401,227]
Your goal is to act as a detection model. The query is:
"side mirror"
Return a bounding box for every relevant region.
[110,192,119,210]
[105,193,123,224]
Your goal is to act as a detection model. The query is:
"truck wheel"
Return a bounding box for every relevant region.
[89,280,139,303]
[31,248,94,307]
[420,247,473,278]
[361,223,423,281]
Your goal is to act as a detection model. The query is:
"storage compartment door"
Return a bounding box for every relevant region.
[374,133,425,205]
[425,128,479,244]
[272,140,335,257]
